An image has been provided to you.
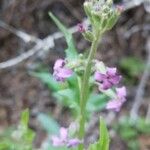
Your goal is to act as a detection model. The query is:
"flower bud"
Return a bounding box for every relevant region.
[83,0,122,33]
[83,30,94,42]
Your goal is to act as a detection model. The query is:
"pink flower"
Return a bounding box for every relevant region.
[94,67,122,90]
[51,127,81,148]
[106,86,127,111]
[53,59,73,81]
[77,23,86,33]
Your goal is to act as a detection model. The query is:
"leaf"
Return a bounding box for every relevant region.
[20,109,29,128]
[88,118,110,150]
[37,113,60,134]
[54,89,79,109]
[49,12,78,60]
[86,94,108,112]
[31,72,61,91]
[47,144,68,150]
[0,142,10,150]
[99,117,110,150]
[120,57,145,77]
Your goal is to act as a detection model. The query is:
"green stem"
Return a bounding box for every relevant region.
[78,36,100,150]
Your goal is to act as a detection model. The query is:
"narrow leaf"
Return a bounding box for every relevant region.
[49,12,78,59]
[20,109,29,127]
[31,72,61,91]
[99,117,110,150]
[37,113,60,134]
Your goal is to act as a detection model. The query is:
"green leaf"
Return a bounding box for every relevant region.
[47,144,68,150]
[49,12,78,60]
[37,113,60,134]
[99,117,110,150]
[31,72,61,91]
[86,94,108,112]
[0,142,10,150]
[54,89,79,109]
[20,109,29,127]
[88,118,110,150]
[120,57,145,77]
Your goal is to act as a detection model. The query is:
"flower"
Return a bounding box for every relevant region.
[53,59,73,81]
[106,86,127,111]
[67,139,82,148]
[51,127,81,148]
[94,67,122,90]
[77,23,86,33]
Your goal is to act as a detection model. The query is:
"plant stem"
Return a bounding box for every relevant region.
[78,36,100,150]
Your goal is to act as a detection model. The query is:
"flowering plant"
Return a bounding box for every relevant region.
[48,0,126,150]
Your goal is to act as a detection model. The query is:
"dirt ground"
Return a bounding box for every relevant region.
[0,0,150,149]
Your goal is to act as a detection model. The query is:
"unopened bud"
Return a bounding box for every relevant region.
[77,23,86,33]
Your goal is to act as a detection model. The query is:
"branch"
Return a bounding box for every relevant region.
[0,20,39,43]
[0,22,79,69]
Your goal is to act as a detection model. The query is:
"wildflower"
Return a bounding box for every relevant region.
[94,67,122,90]
[106,86,127,111]
[77,23,86,33]
[51,127,81,148]
[53,59,73,81]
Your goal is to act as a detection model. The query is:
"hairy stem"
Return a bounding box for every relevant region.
[78,36,100,150]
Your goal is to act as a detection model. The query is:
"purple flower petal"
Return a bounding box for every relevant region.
[67,139,82,148]
[77,23,85,33]
[51,127,81,148]
[94,67,122,90]
[101,80,112,90]
[60,128,68,140]
[57,68,73,78]
[53,59,73,82]
[107,67,117,76]
[106,86,127,111]
[51,136,64,146]
[94,71,106,82]
[54,59,65,70]
[116,86,126,98]
[109,75,122,85]
[106,100,122,112]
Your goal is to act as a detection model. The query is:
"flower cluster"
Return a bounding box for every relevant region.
[51,127,81,148]
[94,67,122,90]
[83,0,122,32]
[94,60,126,111]
[53,58,126,112]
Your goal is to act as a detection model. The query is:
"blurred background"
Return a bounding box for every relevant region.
[0,0,150,149]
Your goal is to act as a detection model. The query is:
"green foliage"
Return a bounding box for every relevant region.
[119,57,145,84]
[0,109,35,150]
[99,118,110,150]
[37,113,60,134]
[37,113,69,150]
[49,12,78,60]
[86,94,108,113]
[116,116,150,150]
[32,71,108,117]
[31,72,62,91]
[88,118,110,150]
